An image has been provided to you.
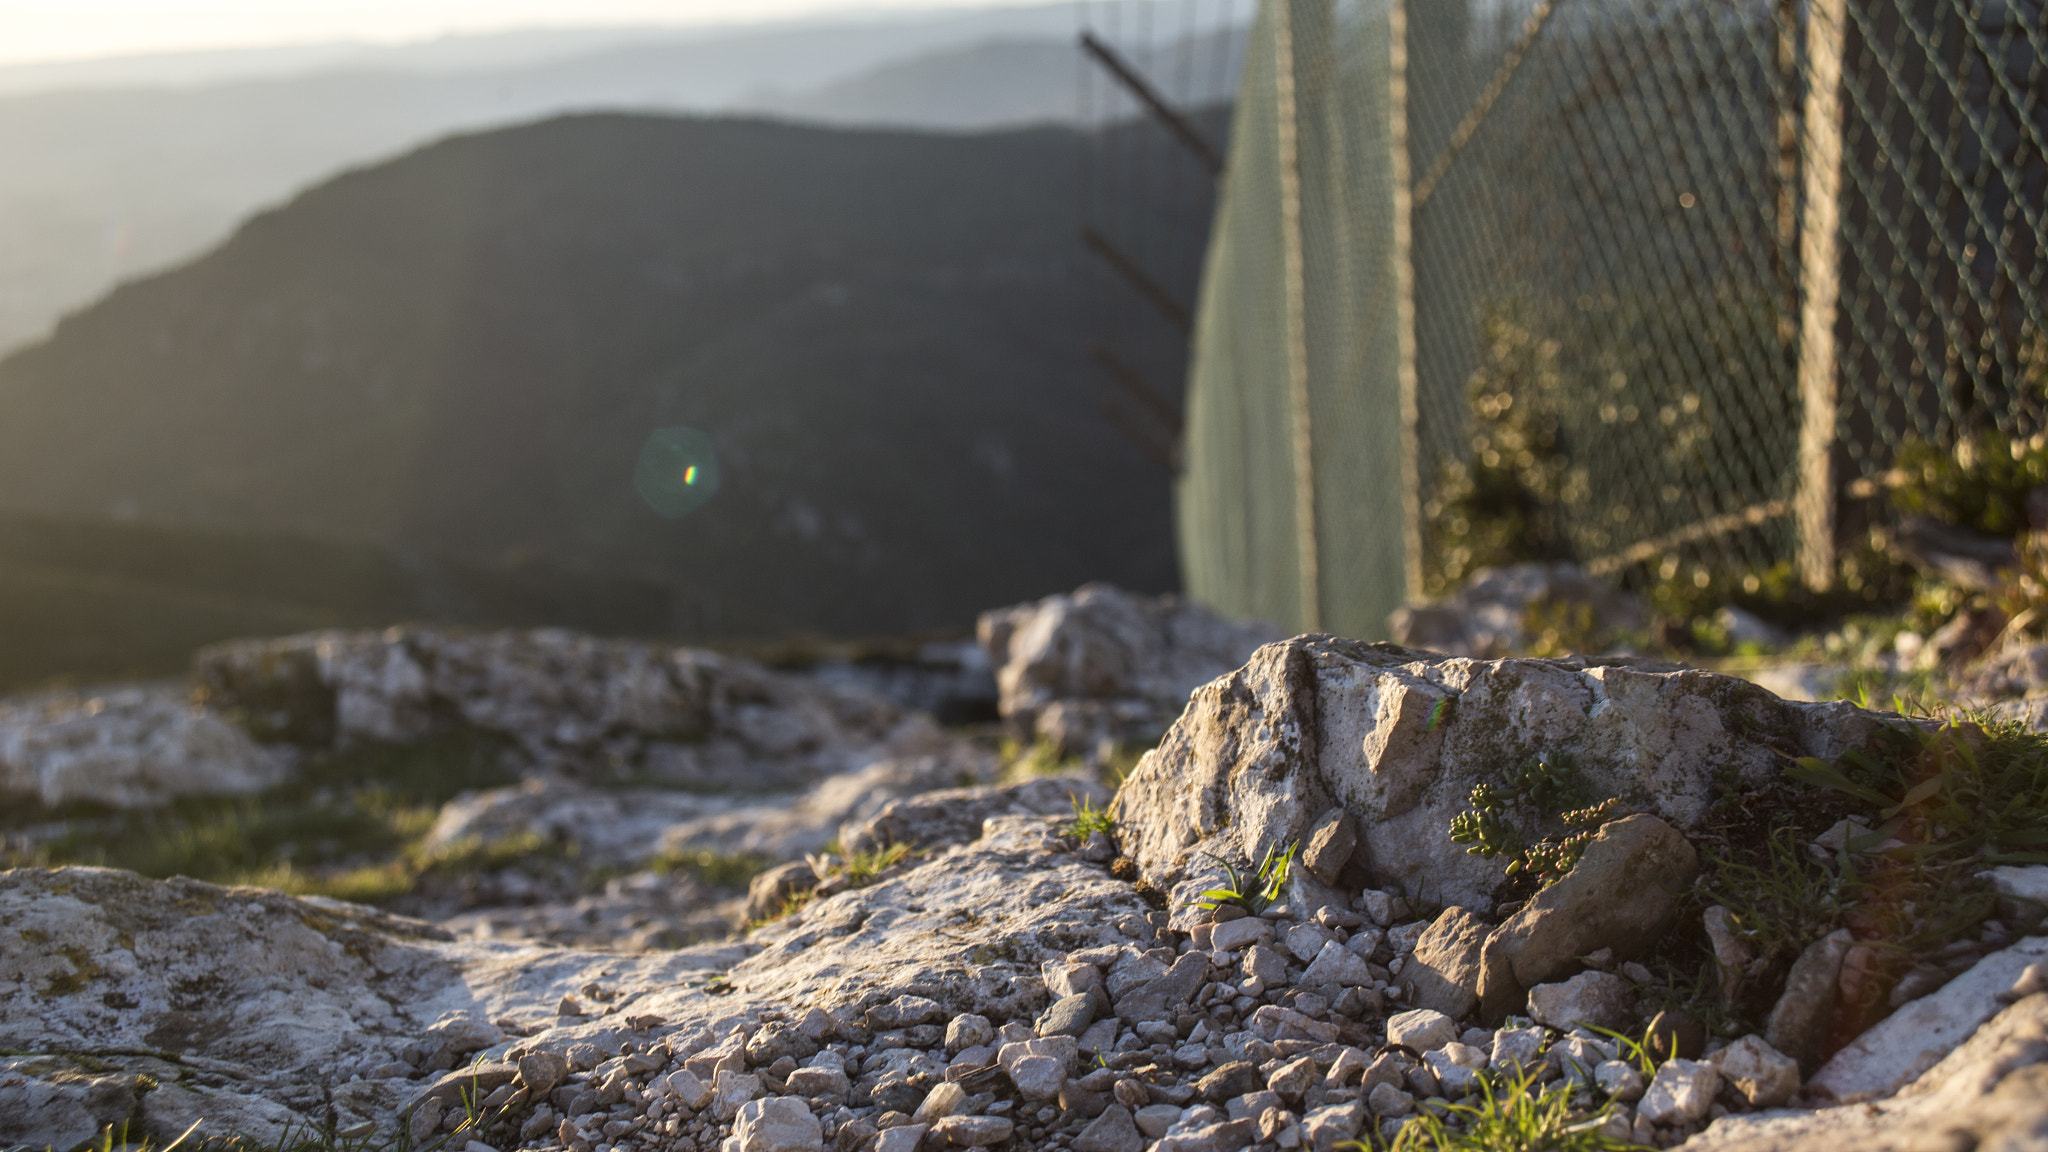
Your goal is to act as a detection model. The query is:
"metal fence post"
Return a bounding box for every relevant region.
[1796,0,1848,590]
[1390,0,1422,605]
[1275,0,1322,632]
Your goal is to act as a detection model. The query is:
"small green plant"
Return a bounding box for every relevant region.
[841,842,914,886]
[1068,793,1115,840]
[1377,1069,1638,1151]
[1448,755,1619,884]
[1191,842,1296,915]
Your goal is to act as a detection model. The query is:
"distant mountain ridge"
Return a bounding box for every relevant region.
[0,112,1212,648]
[0,3,1244,354]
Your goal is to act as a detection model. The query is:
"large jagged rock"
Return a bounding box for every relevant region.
[1387,563,1647,658]
[1683,992,2048,1152]
[977,584,1277,754]
[0,685,295,809]
[194,626,955,788]
[1113,637,1899,913]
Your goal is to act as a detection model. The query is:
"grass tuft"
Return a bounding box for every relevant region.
[1068,793,1115,840]
[1192,841,1295,916]
[1371,1069,1639,1151]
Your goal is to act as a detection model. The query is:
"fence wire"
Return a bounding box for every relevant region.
[1180,0,2048,638]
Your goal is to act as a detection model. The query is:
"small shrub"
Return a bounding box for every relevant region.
[1447,755,1618,886]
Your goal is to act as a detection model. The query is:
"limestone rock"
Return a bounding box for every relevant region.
[1113,637,1896,913]
[1765,929,1854,1073]
[732,1096,822,1152]
[139,1079,305,1144]
[1710,1035,1800,1108]
[1638,1058,1718,1126]
[747,862,819,923]
[1808,934,2048,1103]
[978,584,1277,752]
[1593,1060,1644,1103]
[1478,815,1696,1020]
[839,777,1109,856]
[1979,864,2048,928]
[0,1056,142,1152]
[194,627,948,789]
[1036,993,1098,1038]
[930,1115,1014,1146]
[1210,917,1271,953]
[1301,1100,1366,1150]
[1703,905,1757,1011]
[1299,939,1373,989]
[1074,1103,1144,1152]
[1385,1009,1456,1052]
[1111,953,1210,1024]
[1387,563,1647,658]
[2,813,1140,1141]
[1284,921,1336,964]
[946,1015,995,1053]
[0,685,294,809]
[1299,810,1357,885]
[1684,993,2048,1152]
[1398,907,1491,1020]
[1526,971,1635,1033]
[655,755,990,862]
[424,778,736,866]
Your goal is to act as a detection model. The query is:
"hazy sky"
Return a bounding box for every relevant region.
[0,0,1033,66]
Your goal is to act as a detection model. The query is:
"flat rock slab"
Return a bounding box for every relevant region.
[0,866,751,1137]
[1683,993,2048,1152]
[2,814,1150,1143]
[1808,934,2048,1103]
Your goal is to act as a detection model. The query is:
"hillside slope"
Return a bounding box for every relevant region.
[0,113,1207,641]
[0,6,1243,354]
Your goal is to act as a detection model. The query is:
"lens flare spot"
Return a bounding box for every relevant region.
[635,426,721,519]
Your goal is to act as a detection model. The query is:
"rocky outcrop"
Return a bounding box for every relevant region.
[9,611,2048,1152]
[977,584,1276,755]
[195,627,953,789]
[0,813,1147,1149]
[1112,636,1895,913]
[0,685,294,808]
[4,781,2046,1152]
[1688,992,2048,1152]
[1387,563,1646,658]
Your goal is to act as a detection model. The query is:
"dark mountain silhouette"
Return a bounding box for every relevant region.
[0,112,1214,653]
[0,6,1244,355]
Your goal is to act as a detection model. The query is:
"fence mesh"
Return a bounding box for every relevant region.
[1180,0,2048,638]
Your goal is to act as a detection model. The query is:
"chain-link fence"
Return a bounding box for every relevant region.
[1181,0,2048,638]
